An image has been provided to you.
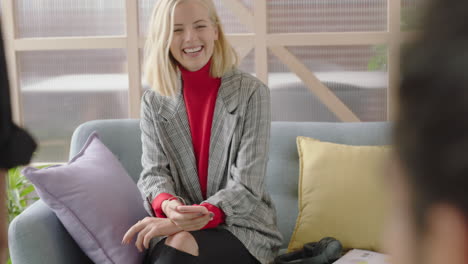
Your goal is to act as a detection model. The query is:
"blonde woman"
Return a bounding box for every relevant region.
[122,0,282,263]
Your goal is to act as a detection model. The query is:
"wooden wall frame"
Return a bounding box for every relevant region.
[1,0,411,124]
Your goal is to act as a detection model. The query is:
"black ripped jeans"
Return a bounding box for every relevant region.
[144,228,260,264]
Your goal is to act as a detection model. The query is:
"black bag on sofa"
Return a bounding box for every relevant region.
[274,237,343,264]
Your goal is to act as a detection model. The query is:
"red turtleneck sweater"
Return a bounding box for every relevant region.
[151,60,225,229]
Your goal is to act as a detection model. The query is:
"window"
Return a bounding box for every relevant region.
[2,0,423,162]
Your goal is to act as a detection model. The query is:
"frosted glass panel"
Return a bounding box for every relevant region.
[15,0,126,38]
[268,46,387,122]
[19,50,129,162]
[238,49,255,75]
[139,48,152,91]
[268,0,387,33]
[139,0,252,36]
[139,0,157,37]
[402,0,425,31]
[213,0,252,33]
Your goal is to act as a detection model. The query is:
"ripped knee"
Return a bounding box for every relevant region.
[164,231,199,256]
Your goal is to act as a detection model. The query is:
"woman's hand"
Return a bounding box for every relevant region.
[163,201,213,231]
[162,199,183,216]
[122,217,182,252]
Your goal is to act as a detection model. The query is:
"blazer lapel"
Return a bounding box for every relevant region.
[156,77,204,203]
[207,70,241,197]
[155,69,241,202]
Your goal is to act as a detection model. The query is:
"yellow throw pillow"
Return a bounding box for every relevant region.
[288,136,389,252]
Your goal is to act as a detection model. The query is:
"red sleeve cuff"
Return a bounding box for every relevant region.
[200,203,226,229]
[152,193,176,218]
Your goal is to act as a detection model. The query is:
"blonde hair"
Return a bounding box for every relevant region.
[144,0,238,96]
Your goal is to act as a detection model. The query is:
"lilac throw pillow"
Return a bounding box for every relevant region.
[23,132,147,264]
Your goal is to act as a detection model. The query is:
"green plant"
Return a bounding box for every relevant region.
[367,44,388,71]
[6,167,39,223]
[367,6,421,72]
[6,165,51,264]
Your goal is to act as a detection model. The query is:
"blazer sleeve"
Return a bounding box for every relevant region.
[137,90,177,216]
[203,82,271,226]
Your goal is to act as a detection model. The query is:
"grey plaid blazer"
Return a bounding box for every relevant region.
[137,68,283,264]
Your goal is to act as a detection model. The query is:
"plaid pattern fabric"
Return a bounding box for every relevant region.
[138,69,283,264]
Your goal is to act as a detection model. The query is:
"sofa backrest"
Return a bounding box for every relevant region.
[70,120,391,248]
[70,119,143,182]
[266,122,391,248]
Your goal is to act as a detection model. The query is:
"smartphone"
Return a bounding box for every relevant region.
[176,205,208,214]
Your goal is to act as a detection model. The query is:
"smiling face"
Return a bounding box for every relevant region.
[170,0,218,72]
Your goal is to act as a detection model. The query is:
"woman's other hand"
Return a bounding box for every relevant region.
[122,217,182,252]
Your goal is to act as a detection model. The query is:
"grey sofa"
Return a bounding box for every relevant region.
[8,120,390,264]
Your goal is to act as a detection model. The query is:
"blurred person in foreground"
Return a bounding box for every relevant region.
[387,1,468,264]
[0,24,36,263]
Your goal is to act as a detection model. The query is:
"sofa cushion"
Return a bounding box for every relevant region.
[288,136,389,252]
[23,132,147,264]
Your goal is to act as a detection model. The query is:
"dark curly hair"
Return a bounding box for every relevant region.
[395,0,468,227]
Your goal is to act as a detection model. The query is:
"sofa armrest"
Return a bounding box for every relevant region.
[8,200,93,264]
